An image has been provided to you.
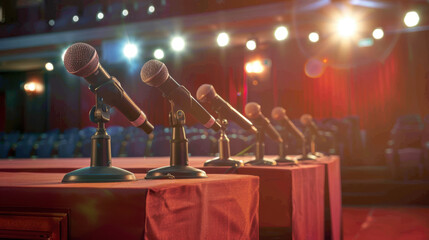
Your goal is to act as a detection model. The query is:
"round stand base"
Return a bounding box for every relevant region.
[275,156,298,165]
[245,159,277,166]
[296,154,319,161]
[62,166,136,183]
[309,152,325,158]
[204,157,244,167]
[145,165,208,179]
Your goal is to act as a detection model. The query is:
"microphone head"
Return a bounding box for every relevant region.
[300,114,313,125]
[244,102,261,119]
[196,84,216,103]
[271,107,286,121]
[63,42,99,78]
[140,59,170,87]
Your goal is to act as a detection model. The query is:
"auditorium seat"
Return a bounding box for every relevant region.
[229,134,248,155]
[15,141,35,158]
[0,141,11,158]
[79,127,97,140]
[126,137,148,157]
[188,135,214,156]
[57,138,77,158]
[35,139,54,158]
[150,136,170,156]
[80,138,92,158]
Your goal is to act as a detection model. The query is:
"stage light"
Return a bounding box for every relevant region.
[45,62,54,71]
[309,32,319,43]
[337,17,357,37]
[123,43,138,59]
[217,32,229,47]
[154,49,164,60]
[48,19,55,26]
[246,40,257,51]
[404,11,419,27]
[274,26,288,41]
[97,12,104,20]
[122,9,129,17]
[148,5,155,14]
[245,60,264,74]
[23,81,44,95]
[171,36,185,52]
[72,15,79,22]
[372,28,384,39]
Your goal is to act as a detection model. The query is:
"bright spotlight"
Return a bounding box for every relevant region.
[274,26,288,41]
[148,5,155,14]
[24,82,36,92]
[97,12,104,20]
[372,28,384,39]
[45,62,54,71]
[154,49,165,60]
[24,81,44,95]
[217,32,230,47]
[72,15,79,22]
[337,17,357,37]
[245,60,264,74]
[309,32,319,43]
[122,9,129,17]
[123,43,138,59]
[246,40,257,51]
[404,11,419,27]
[48,19,55,26]
[171,36,185,52]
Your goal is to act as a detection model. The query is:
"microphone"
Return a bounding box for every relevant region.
[63,42,154,134]
[300,114,326,141]
[196,84,258,134]
[140,60,220,132]
[271,107,305,142]
[244,102,283,143]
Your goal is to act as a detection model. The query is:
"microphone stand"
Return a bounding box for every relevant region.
[145,102,207,179]
[275,135,298,164]
[245,125,277,166]
[308,134,325,158]
[62,93,136,183]
[296,134,319,161]
[204,116,244,167]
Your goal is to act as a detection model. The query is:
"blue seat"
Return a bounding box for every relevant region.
[188,135,214,156]
[0,141,11,158]
[57,139,76,158]
[126,137,148,157]
[229,135,248,155]
[79,127,97,140]
[15,141,34,158]
[150,136,170,156]
[5,132,21,145]
[36,139,54,158]
[80,138,92,158]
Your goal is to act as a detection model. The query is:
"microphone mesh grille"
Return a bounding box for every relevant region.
[64,43,98,77]
[140,60,169,87]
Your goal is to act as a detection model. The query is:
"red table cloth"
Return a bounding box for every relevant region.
[0,172,259,240]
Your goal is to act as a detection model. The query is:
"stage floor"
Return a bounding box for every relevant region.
[343,206,429,240]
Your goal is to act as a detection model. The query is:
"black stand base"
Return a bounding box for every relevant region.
[245,159,277,166]
[204,157,244,167]
[62,166,136,183]
[275,156,298,165]
[296,153,319,161]
[145,165,208,179]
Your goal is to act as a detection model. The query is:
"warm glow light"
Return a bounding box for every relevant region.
[45,62,54,71]
[274,26,288,41]
[309,32,319,42]
[245,60,264,74]
[148,5,155,14]
[72,15,79,22]
[246,40,257,50]
[24,81,44,94]
[404,11,419,27]
[372,28,384,39]
[123,43,138,59]
[122,9,129,17]
[337,17,357,37]
[97,12,104,20]
[171,36,185,52]
[154,49,164,60]
[217,32,230,47]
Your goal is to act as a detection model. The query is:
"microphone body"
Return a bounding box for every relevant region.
[196,84,257,134]
[64,43,154,134]
[245,102,283,143]
[140,60,220,131]
[300,114,326,142]
[271,107,305,143]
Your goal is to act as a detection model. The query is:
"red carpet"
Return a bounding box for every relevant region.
[344,207,429,240]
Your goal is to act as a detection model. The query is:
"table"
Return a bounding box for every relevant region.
[0,172,259,240]
[0,155,342,240]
